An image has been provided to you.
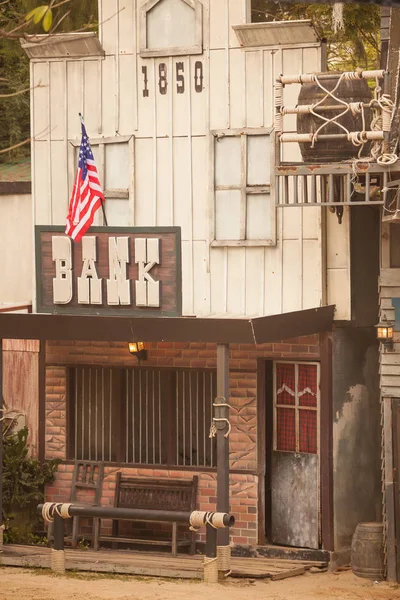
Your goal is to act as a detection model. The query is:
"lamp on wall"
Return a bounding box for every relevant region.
[128,341,148,362]
[376,321,394,350]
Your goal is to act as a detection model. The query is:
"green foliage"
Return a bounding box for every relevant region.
[2,427,60,542]
[251,1,381,71]
[0,0,98,162]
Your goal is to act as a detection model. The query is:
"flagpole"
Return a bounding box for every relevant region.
[79,113,108,227]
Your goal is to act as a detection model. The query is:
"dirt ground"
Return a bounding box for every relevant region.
[0,567,399,600]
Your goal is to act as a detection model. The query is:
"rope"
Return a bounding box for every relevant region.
[51,548,66,573]
[0,524,4,554]
[217,545,231,573]
[42,502,73,523]
[189,510,206,532]
[203,556,218,584]
[207,512,225,529]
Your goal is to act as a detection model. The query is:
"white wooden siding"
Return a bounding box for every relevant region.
[31,0,330,318]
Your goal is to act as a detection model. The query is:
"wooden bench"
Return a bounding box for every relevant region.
[98,474,198,556]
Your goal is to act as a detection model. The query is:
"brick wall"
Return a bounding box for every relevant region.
[45,336,319,547]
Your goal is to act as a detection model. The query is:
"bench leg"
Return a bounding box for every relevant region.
[71,516,79,549]
[93,518,100,551]
[190,529,196,555]
[172,522,177,558]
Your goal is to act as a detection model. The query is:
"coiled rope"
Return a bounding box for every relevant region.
[42,502,73,523]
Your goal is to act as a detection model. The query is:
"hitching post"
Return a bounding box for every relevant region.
[215,344,230,576]
[0,338,3,553]
[52,512,66,573]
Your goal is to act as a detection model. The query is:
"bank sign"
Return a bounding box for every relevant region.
[35,226,182,317]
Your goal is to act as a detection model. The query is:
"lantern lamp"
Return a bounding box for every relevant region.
[376,322,394,350]
[128,341,148,362]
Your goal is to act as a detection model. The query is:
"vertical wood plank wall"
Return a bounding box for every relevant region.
[30,0,349,319]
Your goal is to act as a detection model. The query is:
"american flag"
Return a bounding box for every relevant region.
[65,122,105,242]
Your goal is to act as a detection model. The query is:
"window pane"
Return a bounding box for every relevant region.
[246,193,273,240]
[299,410,317,454]
[105,142,130,190]
[276,363,295,406]
[276,407,296,452]
[215,190,241,240]
[247,135,270,186]
[298,364,318,408]
[215,136,241,187]
[105,198,131,226]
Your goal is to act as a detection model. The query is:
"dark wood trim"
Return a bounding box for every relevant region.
[57,459,255,476]
[256,358,266,545]
[0,306,335,345]
[392,398,400,582]
[320,332,334,551]
[38,342,46,463]
[0,304,32,314]
[0,181,31,195]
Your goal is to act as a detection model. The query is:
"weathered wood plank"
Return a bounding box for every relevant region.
[271,566,306,580]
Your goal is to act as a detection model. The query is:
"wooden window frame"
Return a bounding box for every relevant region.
[272,360,320,455]
[211,128,276,247]
[140,0,203,58]
[68,135,134,225]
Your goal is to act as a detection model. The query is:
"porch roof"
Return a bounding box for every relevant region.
[0,305,335,344]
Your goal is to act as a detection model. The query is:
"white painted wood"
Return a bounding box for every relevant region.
[101,55,117,137]
[50,141,69,225]
[229,49,246,129]
[303,240,322,309]
[263,50,274,128]
[210,247,227,315]
[118,54,137,134]
[100,0,118,56]
[83,59,102,136]
[245,247,265,315]
[190,55,207,134]
[33,141,51,225]
[156,137,172,225]
[209,0,228,50]
[327,269,351,320]
[134,138,154,225]
[245,51,263,128]
[137,58,156,138]
[173,136,192,240]
[119,0,136,54]
[209,49,228,130]
[49,62,66,140]
[192,241,211,315]
[380,268,400,286]
[33,62,50,140]
[227,248,246,315]
[66,60,84,139]
[228,0,245,48]
[192,136,208,241]
[282,239,301,313]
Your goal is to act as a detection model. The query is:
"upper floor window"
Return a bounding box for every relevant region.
[212,130,276,246]
[140,0,203,57]
[70,136,133,226]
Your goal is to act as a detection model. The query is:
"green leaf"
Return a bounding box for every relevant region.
[25,8,39,22]
[42,9,53,32]
[33,6,49,25]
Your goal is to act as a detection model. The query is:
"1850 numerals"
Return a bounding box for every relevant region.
[142,61,204,97]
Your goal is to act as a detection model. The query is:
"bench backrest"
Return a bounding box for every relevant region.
[114,474,198,512]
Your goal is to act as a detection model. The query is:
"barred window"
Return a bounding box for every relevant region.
[68,366,216,468]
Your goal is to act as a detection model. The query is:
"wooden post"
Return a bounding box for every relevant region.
[52,512,66,573]
[216,344,230,574]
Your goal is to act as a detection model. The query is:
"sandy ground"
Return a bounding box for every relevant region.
[0,567,399,600]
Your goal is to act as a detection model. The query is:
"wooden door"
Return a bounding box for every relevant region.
[270,362,320,549]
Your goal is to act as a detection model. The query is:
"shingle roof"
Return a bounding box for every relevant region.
[0,158,31,182]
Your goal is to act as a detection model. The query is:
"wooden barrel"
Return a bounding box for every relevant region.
[297,76,372,163]
[351,522,385,580]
